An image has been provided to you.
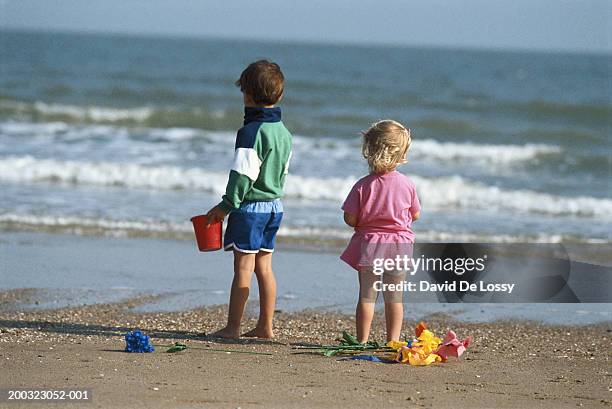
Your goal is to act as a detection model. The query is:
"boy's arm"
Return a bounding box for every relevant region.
[205,204,227,224]
[218,169,256,212]
[206,127,262,222]
[205,170,254,224]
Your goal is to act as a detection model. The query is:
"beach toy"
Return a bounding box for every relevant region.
[351,355,383,362]
[415,321,427,337]
[293,331,389,356]
[190,215,222,251]
[394,326,443,366]
[154,342,273,355]
[166,342,188,353]
[388,321,471,366]
[124,329,154,353]
[296,323,471,366]
[435,330,472,362]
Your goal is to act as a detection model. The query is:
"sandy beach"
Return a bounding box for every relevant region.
[1,291,610,409]
[0,22,611,409]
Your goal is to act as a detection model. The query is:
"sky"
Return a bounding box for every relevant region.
[1,0,610,53]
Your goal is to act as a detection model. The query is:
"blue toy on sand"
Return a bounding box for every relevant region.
[124,330,154,353]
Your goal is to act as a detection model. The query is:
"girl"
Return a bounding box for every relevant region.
[341,120,420,343]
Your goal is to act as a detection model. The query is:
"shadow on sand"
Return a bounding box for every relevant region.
[0,319,283,347]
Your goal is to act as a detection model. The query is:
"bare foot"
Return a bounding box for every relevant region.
[209,326,240,339]
[242,327,274,339]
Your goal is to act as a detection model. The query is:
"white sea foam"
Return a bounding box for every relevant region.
[412,139,560,163]
[33,102,154,122]
[0,155,231,191]
[1,155,611,218]
[0,121,71,135]
[293,135,561,165]
[0,120,561,165]
[0,213,598,243]
[0,213,183,234]
[409,174,612,218]
[148,127,204,141]
[279,225,597,244]
[0,99,154,122]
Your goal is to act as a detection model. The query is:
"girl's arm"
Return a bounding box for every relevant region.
[409,185,421,222]
[342,182,360,228]
[343,212,358,227]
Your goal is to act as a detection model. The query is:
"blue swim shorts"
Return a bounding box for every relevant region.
[223,199,283,253]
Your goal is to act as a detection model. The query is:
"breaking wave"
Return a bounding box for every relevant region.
[0,213,601,244]
[0,120,561,166]
[1,155,610,218]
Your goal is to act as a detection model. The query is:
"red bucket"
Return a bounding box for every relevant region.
[190,215,222,252]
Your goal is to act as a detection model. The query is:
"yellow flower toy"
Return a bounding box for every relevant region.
[387,321,467,366]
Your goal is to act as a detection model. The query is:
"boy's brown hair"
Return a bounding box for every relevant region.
[235,60,284,106]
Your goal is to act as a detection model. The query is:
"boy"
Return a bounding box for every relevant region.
[205,60,292,339]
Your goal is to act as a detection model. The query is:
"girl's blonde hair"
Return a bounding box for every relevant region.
[362,120,411,174]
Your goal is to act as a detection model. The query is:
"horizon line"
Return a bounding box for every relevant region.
[1,26,611,57]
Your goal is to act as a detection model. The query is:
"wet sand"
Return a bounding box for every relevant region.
[0,291,610,409]
[3,232,611,324]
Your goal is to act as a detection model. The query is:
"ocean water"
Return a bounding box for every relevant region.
[0,30,611,245]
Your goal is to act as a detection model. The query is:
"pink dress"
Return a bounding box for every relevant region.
[341,171,421,271]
